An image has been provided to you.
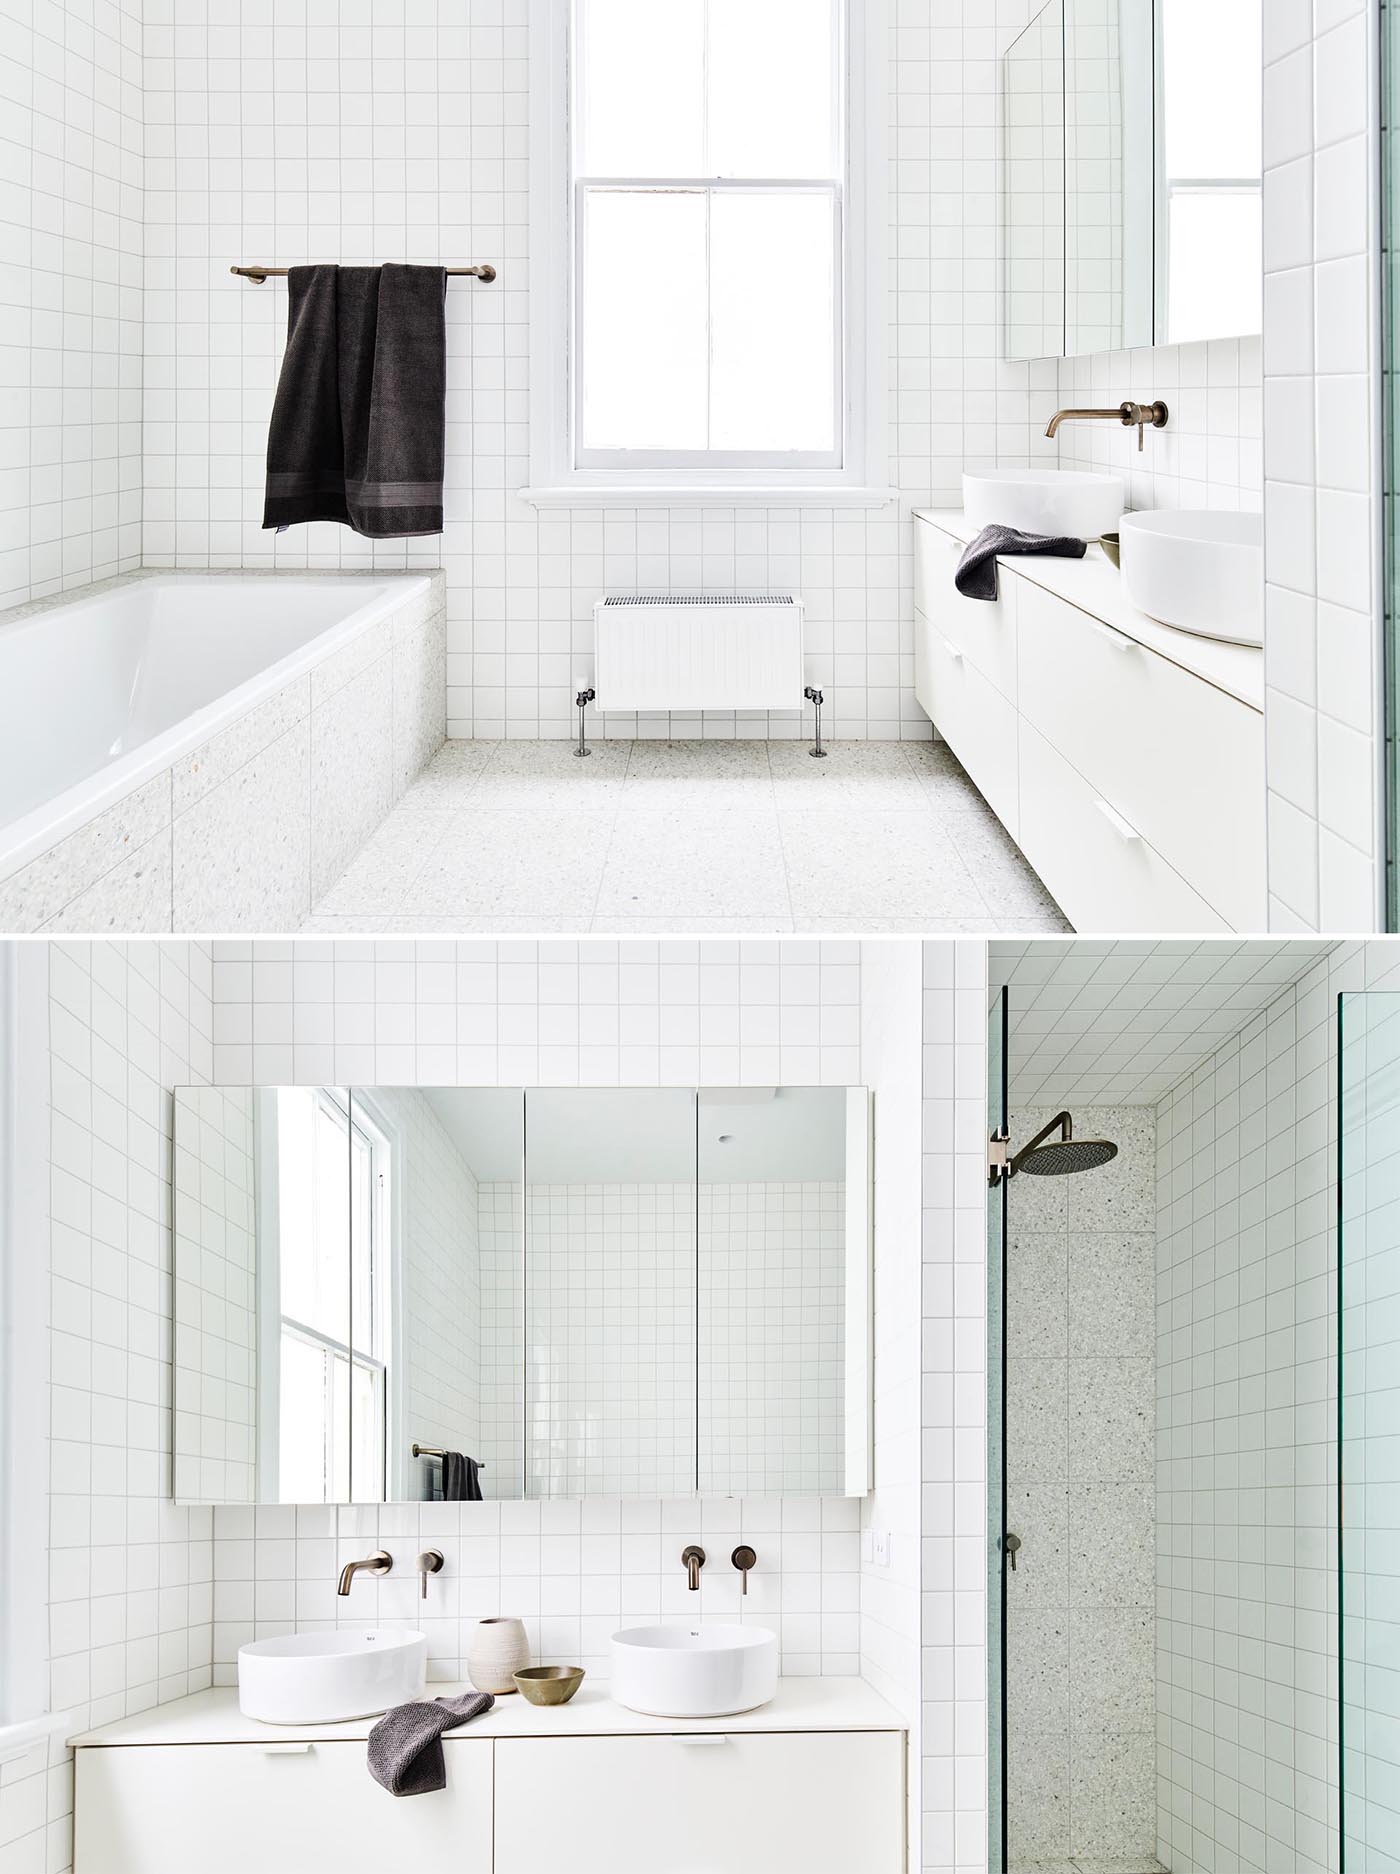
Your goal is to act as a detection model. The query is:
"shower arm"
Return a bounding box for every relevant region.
[1007,1111,1075,1178]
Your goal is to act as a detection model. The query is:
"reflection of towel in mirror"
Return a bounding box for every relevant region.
[954,524,1087,601]
[440,1451,483,1501]
[368,1692,495,1796]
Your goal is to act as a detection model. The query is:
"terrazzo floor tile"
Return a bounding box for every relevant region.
[765,739,937,806]
[619,738,776,806]
[781,808,988,919]
[303,737,1066,932]
[407,809,616,918]
[595,808,792,919]
[396,739,498,805]
[472,738,633,807]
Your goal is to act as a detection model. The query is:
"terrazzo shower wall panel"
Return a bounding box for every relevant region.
[0,0,144,609]
[139,1,1056,740]
[1003,1104,1157,1867]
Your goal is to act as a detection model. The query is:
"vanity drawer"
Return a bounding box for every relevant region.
[1015,580,1263,928]
[914,517,1018,698]
[1018,719,1229,933]
[914,612,1020,837]
[74,1739,493,1874]
[493,1731,905,1874]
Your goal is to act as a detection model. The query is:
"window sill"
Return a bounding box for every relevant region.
[518,484,899,511]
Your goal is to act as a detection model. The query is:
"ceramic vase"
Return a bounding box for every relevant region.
[468,1616,530,1693]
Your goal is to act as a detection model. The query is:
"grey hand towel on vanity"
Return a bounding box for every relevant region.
[367,1691,495,1797]
[954,523,1087,601]
[263,263,448,538]
[439,1451,483,1502]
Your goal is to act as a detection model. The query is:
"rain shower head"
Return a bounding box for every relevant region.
[1009,1112,1118,1178]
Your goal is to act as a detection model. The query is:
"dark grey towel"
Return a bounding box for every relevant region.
[440,1451,482,1502]
[264,263,448,538]
[368,1691,494,1797]
[955,524,1087,601]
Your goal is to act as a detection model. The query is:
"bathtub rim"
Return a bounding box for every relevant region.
[0,568,439,885]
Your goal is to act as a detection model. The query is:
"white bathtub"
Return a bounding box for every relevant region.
[0,571,446,932]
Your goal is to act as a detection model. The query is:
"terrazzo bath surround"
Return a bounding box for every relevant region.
[0,571,447,932]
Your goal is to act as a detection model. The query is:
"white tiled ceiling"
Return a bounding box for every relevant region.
[989,940,1337,1107]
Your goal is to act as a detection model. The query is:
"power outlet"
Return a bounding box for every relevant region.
[872,1528,891,1568]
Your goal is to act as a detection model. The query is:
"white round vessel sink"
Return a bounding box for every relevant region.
[610,1623,778,1718]
[238,1629,427,1724]
[1118,508,1263,646]
[963,469,1125,541]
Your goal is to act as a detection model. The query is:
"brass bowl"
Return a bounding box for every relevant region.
[514,1665,585,1707]
[1100,531,1121,568]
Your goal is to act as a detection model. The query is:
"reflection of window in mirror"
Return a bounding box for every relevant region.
[264,1088,390,1505]
[1157,0,1262,343]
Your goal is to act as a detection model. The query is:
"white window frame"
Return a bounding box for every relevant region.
[524,0,890,508]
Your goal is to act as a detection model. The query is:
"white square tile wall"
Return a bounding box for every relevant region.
[1152,944,1365,1874]
[698,1181,846,1498]
[1056,334,1264,515]
[1261,0,1382,931]
[172,1087,256,1505]
[130,1,1063,742]
[2,940,214,1874]
[199,937,876,1697]
[858,939,927,1864]
[921,938,990,1874]
[0,0,145,610]
[524,1182,698,1499]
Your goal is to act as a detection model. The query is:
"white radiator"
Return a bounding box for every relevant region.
[592,594,805,712]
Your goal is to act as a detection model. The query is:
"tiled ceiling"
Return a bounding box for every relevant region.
[989,940,1337,1108]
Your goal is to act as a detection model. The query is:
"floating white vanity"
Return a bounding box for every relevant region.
[913,509,1265,933]
[70,1679,907,1874]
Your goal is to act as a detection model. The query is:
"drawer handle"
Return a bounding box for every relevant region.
[940,637,964,664]
[260,1743,315,1756]
[676,1734,731,1747]
[1094,798,1142,843]
[1088,618,1133,651]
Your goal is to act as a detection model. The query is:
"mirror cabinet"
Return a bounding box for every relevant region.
[1003,0,1262,359]
[172,1086,871,1506]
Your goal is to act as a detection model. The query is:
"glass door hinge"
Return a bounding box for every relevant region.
[988,1132,1009,1185]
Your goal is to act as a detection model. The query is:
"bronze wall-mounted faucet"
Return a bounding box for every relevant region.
[681,1544,706,1590]
[337,1549,393,1596]
[731,1545,757,1594]
[1045,399,1169,452]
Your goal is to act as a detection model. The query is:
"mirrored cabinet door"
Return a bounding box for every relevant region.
[697,1087,853,1497]
[349,1089,525,1506]
[524,1088,699,1498]
[174,1086,355,1506]
[1003,0,1261,360]
[173,1085,870,1507]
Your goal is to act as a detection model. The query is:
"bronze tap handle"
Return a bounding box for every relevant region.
[731,1545,757,1594]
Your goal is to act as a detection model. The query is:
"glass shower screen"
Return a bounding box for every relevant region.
[1340,990,1400,1872]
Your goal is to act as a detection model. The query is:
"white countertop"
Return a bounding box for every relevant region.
[913,507,1263,713]
[69,1678,907,1749]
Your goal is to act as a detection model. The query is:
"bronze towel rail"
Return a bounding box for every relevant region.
[231,263,497,284]
[412,1443,486,1468]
